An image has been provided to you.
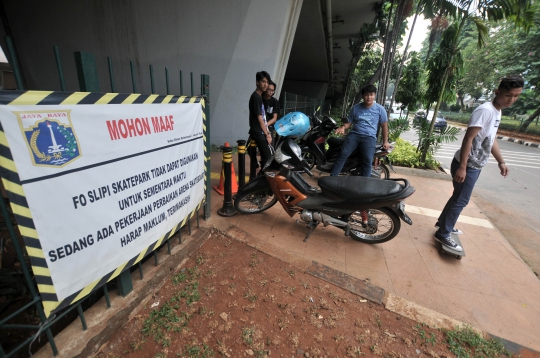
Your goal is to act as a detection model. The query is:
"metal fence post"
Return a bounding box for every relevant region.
[53,46,66,91]
[116,270,133,297]
[201,74,211,220]
[281,91,287,116]
[165,67,170,95]
[74,51,100,92]
[179,70,183,95]
[190,72,194,96]
[130,60,137,93]
[149,64,155,94]
[107,57,116,92]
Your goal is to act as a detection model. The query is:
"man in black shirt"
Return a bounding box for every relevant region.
[262,80,280,140]
[248,71,272,168]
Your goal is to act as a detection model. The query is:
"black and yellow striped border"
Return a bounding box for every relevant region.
[0,91,207,316]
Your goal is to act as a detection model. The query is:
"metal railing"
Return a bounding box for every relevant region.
[280,92,322,117]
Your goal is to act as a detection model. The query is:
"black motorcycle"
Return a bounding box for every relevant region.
[297,116,395,179]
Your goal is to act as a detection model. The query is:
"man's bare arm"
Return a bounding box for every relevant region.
[491,140,508,177]
[381,122,390,149]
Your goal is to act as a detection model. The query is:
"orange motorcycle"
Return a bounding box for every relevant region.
[234,112,415,244]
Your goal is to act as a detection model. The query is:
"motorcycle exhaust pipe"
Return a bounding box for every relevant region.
[300,210,348,228]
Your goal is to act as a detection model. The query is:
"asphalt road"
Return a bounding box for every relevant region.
[401,125,540,277]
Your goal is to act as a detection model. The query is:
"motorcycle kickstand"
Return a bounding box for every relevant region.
[303,221,319,242]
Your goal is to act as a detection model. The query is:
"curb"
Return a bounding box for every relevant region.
[497,135,540,148]
[392,164,452,181]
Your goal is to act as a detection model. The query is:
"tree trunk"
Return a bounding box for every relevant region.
[382,6,405,105]
[376,0,396,105]
[384,1,407,102]
[518,106,540,132]
[390,1,421,112]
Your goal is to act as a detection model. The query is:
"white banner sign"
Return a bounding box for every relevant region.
[0,100,205,302]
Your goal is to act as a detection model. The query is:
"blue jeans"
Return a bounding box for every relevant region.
[437,158,481,236]
[330,133,375,177]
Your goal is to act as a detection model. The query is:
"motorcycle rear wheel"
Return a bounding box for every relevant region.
[346,207,400,244]
[370,163,390,179]
[234,188,278,214]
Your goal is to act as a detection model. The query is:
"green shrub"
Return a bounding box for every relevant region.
[388,138,440,170]
[443,113,469,124]
[388,118,410,142]
[449,104,461,112]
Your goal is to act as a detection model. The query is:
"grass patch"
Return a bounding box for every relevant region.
[141,303,191,347]
[415,323,437,346]
[172,271,187,285]
[179,343,214,357]
[243,288,258,302]
[241,326,257,346]
[445,326,511,358]
[143,265,203,346]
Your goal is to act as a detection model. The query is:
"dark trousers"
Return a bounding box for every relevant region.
[437,158,481,236]
[250,133,273,169]
[330,133,376,177]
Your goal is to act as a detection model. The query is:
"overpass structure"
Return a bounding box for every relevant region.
[0,0,379,144]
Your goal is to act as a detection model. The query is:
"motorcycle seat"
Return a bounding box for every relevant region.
[318,176,401,200]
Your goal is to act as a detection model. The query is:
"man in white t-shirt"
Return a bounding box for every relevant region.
[434,75,524,252]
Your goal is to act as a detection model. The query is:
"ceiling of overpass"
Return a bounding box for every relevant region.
[283,0,378,102]
[284,1,328,83]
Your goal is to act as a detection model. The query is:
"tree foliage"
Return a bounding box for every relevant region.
[425,23,464,106]
[396,52,424,112]
[455,3,540,129]
[419,0,533,159]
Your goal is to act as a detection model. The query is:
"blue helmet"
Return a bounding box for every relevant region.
[275,112,310,137]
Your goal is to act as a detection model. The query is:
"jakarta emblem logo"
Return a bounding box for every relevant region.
[15,110,81,168]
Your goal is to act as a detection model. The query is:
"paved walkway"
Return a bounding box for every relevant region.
[207,154,540,351]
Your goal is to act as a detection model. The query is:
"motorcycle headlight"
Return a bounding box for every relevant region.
[274,140,303,169]
[274,144,292,164]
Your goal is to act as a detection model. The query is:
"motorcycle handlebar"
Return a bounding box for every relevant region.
[375,142,395,154]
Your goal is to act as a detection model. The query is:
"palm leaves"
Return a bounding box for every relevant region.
[419,0,533,160]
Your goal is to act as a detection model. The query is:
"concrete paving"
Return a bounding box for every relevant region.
[208,152,540,352]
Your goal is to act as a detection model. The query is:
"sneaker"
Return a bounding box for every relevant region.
[434,222,463,235]
[360,210,369,225]
[434,232,463,252]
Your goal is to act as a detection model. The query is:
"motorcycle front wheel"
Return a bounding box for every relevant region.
[370,163,390,179]
[346,207,400,244]
[234,188,278,214]
[301,150,316,170]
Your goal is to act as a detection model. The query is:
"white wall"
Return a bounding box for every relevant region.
[1,0,303,145]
